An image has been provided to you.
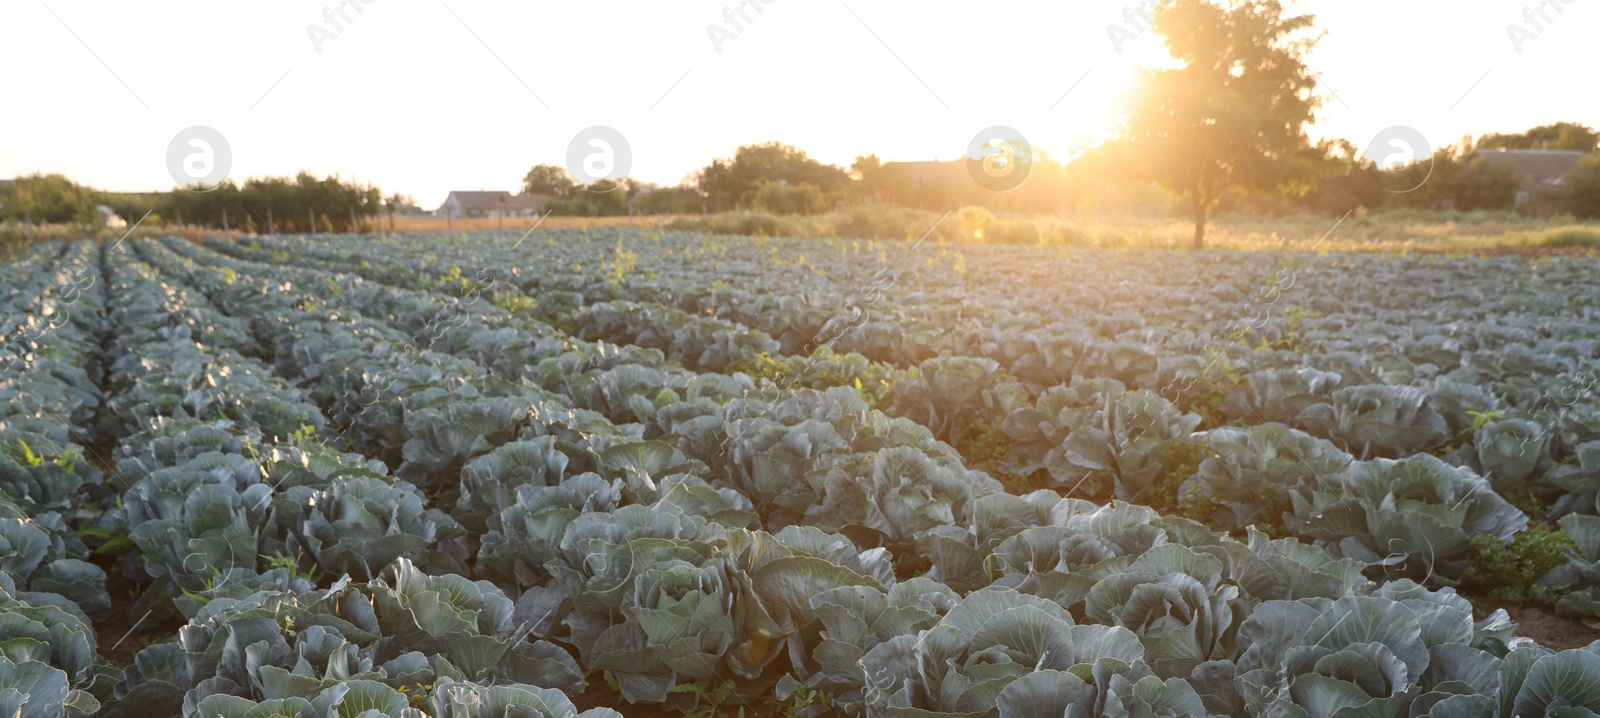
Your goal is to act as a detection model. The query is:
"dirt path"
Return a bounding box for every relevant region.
[1503,604,1600,651]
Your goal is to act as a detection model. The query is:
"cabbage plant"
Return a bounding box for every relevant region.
[889,356,1029,445]
[858,586,1147,717]
[1287,454,1527,585]
[1234,595,1494,717]
[0,428,102,513]
[1548,441,1600,516]
[1299,384,1452,459]
[1472,417,1549,492]
[113,560,586,716]
[1182,423,1351,533]
[0,656,100,718]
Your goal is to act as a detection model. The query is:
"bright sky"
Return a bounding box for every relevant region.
[3,1,1597,208]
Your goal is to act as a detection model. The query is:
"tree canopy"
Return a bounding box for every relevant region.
[1110,0,1322,248]
[0,174,99,223]
[1559,156,1600,219]
[171,172,380,232]
[1477,122,1599,153]
[521,164,578,198]
[695,142,850,211]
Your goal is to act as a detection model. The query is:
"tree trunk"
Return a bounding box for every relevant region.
[1192,200,1208,251]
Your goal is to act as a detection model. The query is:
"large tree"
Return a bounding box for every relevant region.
[1,173,98,223]
[1477,122,1599,153]
[1115,0,1321,249]
[521,164,577,198]
[694,142,850,211]
[164,171,379,232]
[1558,155,1600,219]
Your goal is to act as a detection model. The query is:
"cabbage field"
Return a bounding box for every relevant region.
[4,230,1600,717]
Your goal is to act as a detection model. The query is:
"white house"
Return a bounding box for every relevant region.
[435,191,552,219]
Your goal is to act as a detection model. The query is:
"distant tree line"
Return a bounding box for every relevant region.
[0,172,381,233]
[161,173,382,233]
[519,167,707,217]
[493,0,1600,247]
[504,120,1600,237]
[1,174,108,224]
[8,127,1600,237]
[7,1,1599,241]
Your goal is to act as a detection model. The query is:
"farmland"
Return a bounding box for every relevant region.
[5,229,1600,717]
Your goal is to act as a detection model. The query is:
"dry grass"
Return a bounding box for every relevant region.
[382,214,673,233]
[668,206,1600,254]
[5,209,1597,262]
[1066,210,1600,253]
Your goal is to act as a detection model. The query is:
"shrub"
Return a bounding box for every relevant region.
[1463,523,1576,605]
[951,417,1040,494]
[674,211,802,237]
[1143,438,1222,526]
[1,174,99,223]
[754,180,827,215]
[1557,155,1600,219]
[957,206,994,242]
[826,203,917,240]
[987,219,1043,245]
[1538,226,1600,248]
[727,348,902,410]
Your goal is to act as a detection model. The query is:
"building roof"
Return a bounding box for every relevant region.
[445,190,512,210]
[497,193,552,211]
[1472,149,1587,189]
[879,160,967,181]
[444,190,553,212]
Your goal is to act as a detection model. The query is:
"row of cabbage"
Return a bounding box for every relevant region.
[0,240,624,718]
[318,230,1596,466]
[110,238,649,717]
[585,233,1600,517]
[137,237,978,713]
[53,235,1600,716]
[204,232,1599,597]
[0,241,117,718]
[109,233,1600,710]
[118,243,1516,713]
[202,232,1593,467]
